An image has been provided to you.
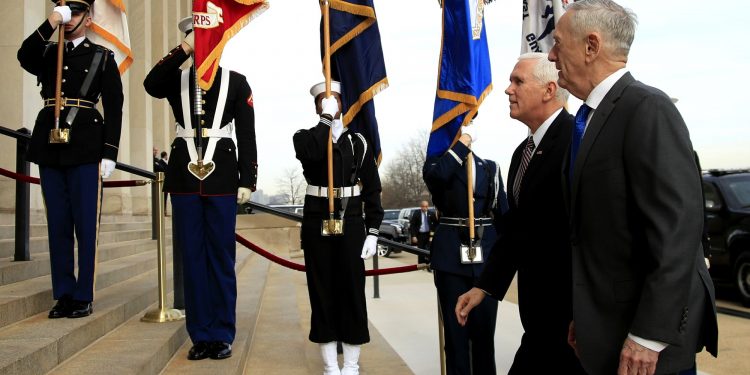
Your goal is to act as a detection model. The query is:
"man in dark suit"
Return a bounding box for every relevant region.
[17,0,123,319]
[423,123,509,375]
[409,200,437,265]
[547,1,718,374]
[455,52,584,374]
[144,18,257,361]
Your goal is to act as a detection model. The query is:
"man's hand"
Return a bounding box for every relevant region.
[181,32,194,54]
[461,123,479,144]
[237,187,252,204]
[321,96,339,118]
[361,235,378,259]
[568,321,579,357]
[617,338,659,375]
[50,6,71,27]
[455,287,485,327]
[411,236,418,245]
[100,159,116,179]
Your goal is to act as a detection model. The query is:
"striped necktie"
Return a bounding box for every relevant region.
[512,136,535,205]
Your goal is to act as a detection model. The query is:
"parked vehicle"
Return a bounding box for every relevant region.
[377,209,407,257]
[702,169,750,306]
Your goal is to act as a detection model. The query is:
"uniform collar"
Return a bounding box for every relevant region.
[65,36,86,49]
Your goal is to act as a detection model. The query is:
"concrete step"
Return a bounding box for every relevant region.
[0,222,153,240]
[0,247,170,330]
[0,238,167,288]
[0,229,158,259]
[0,264,171,375]
[51,250,263,375]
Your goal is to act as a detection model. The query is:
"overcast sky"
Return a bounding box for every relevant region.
[220,0,750,196]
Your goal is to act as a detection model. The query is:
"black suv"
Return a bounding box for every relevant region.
[703,170,750,306]
[377,209,407,257]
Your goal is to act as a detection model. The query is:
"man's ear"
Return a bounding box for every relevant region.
[585,32,601,62]
[543,81,557,102]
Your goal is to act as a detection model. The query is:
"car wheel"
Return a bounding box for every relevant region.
[377,243,391,258]
[735,252,750,307]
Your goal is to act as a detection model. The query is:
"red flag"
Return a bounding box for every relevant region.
[193,0,269,90]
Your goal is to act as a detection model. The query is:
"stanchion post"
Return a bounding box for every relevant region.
[437,295,446,375]
[373,250,380,299]
[172,215,184,309]
[151,174,159,240]
[141,172,184,323]
[14,128,31,261]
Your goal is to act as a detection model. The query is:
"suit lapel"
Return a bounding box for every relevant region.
[523,110,567,188]
[570,73,635,217]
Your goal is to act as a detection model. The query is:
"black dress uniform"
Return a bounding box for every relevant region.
[423,140,509,375]
[17,12,123,316]
[144,44,257,348]
[293,116,383,345]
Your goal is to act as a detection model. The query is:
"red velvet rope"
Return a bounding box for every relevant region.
[235,233,424,276]
[0,166,147,188]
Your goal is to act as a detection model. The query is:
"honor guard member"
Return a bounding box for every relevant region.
[17,0,123,319]
[143,18,257,361]
[293,81,384,375]
[423,121,509,375]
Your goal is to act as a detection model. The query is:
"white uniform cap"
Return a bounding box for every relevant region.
[178,16,193,34]
[310,81,341,97]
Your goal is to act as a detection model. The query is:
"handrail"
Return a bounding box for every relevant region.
[246,201,430,257]
[0,125,156,180]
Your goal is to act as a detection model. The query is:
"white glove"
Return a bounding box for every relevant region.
[182,32,195,54]
[101,158,116,179]
[321,96,339,118]
[704,257,711,269]
[462,122,479,144]
[331,119,344,143]
[237,187,252,204]
[54,6,72,24]
[361,235,378,260]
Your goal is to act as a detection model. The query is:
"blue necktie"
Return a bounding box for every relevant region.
[569,104,592,183]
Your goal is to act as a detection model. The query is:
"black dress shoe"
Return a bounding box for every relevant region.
[48,299,70,319]
[67,301,93,318]
[188,342,211,360]
[209,342,232,360]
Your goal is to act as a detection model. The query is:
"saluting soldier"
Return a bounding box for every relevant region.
[293,82,383,375]
[423,121,509,375]
[17,0,123,319]
[143,18,257,361]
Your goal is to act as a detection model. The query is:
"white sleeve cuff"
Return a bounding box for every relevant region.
[627,333,668,352]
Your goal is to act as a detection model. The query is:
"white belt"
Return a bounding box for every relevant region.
[175,125,233,138]
[306,185,361,198]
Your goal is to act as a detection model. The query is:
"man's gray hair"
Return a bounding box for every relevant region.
[518,52,570,103]
[567,0,638,58]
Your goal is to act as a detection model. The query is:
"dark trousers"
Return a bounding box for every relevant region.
[171,194,237,344]
[434,270,497,375]
[508,332,585,374]
[301,216,369,345]
[416,231,431,264]
[40,163,101,303]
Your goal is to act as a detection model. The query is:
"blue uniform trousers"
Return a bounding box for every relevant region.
[434,270,498,375]
[171,194,237,344]
[39,163,102,303]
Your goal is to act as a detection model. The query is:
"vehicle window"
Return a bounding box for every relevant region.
[383,211,399,220]
[726,180,750,207]
[703,182,723,209]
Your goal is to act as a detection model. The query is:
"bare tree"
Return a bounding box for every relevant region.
[380,130,431,208]
[276,166,307,205]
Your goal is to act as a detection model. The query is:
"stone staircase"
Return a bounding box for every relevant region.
[0,212,409,375]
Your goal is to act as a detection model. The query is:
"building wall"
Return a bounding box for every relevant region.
[0,0,191,215]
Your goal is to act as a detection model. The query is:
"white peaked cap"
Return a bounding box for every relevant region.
[310,81,341,97]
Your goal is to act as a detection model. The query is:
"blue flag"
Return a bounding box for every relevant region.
[428,0,493,158]
[323,0,388,163]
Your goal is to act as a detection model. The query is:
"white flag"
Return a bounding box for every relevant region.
[87,0,132,74]
[521,0,571,53]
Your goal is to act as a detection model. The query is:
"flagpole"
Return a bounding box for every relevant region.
[322,0,336,226]
[50,0,68,143]
[467,148,475,243]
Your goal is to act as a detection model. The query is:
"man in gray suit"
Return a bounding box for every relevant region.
[548,1,718,374]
